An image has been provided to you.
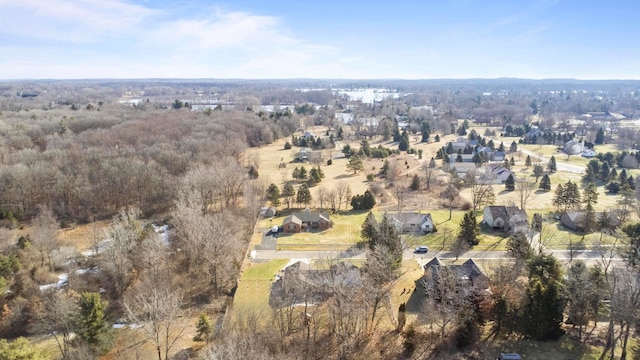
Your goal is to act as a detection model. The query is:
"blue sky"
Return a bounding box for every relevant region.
[0,0,638,79]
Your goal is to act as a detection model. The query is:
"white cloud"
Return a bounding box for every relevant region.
[0,0,156,42]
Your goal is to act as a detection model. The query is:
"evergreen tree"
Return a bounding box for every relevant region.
[399,136,410,151]
[507,230,533,262]
[522,254,566,340]
[284,141,292,150]
[410,174,421,190]
[78,292,113,354]
[583,165,597,184]
[282,182,295,209]
[434,134,441,142]
[194,313,212,343]
[266,183,281,207]
[510,141,518,153]
[525,155,532,167]
[346,155,365,174]
[361,212,379,242]
[548,155,557,172]
[456,154,463,162]
[296,183,312,206]
[595,127,605,144]
[510,157,516,167]
[539,174,551,191]
[420,121,431,142]
[458,211,479,246]
[505,174,515,191]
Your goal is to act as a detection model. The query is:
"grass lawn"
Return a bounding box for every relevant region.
[233,259,289,314]
[402,210,510,251]
[260,209,370,251]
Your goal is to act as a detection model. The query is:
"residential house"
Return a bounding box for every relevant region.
[269,261,362,307]
[448,153,475,164]
[564,140,584,155]
[560,211,620,232]
[407,258,491,312]
[450,162,478,176]
[484,164,513,184]
[386,212,435,234]
[283,210,332,233]
[483,205,529,235]
[477,148,505,162]
[294,148,311,162]
[524,128,544,141]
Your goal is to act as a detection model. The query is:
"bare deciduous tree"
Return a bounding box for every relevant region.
[31,204,59,270]
[125,284,186,360]
[470,175,496,213]
[516,176,535,210]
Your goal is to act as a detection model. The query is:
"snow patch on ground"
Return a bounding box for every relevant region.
[81,239,113,257]
[39,273,68,291]
[152,223,170,246]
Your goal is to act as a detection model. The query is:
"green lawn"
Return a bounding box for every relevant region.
[403,210,509,251]
[259,209,371,251]
[233,259,289,314]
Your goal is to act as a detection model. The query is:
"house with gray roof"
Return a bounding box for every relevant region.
[560,211,620,232]
[386,212,435,234]
[283,210,332,233]
[483,205,529,235]
[269,261,362,308]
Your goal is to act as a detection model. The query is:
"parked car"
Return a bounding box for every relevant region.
[414,246,429,254]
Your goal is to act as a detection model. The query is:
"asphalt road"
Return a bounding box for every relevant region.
[251,247,624,266]
[519,148,585,174]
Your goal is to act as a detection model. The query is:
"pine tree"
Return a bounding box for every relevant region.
[410,174,420,190]
[399,136,410,151]
[525,155,532,167]
[78,292,113,354]
[505,174,515,191]
[296,183,312,206]
[194,313,212,343]
[458,211,479,246]
[539,174,551,191]
[548,155,557,172]
[595,127,605,144]
[282,182,295,209]
[347,156,364,174]
[510,141,518,153]
[266,183,281,207]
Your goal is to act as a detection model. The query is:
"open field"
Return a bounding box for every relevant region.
[233,259,290,313]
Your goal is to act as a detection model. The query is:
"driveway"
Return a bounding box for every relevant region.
[519,148,585,174]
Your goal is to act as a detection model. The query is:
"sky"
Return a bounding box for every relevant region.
[0,0,639,80]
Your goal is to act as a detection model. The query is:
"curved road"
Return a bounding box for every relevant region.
[519,148,585,174]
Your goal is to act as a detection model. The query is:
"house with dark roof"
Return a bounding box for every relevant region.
[484,164,513,184]
[406,258,491,312]
[560,211,620,232]
[483,205,529,235]
[269,261,362,307]
[283,210,332,233]
[386,212,435,234]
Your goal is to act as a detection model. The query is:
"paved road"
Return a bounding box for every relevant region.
[519,148,585,174]
[251,248,623,265]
